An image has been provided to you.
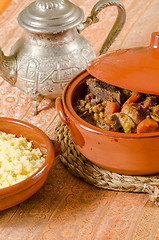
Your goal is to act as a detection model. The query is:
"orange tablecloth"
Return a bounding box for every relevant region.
[1,0,159,239]
[0,0,11,14]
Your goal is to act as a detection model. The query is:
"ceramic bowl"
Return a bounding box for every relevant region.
[0,117,57,211]
[56,70,159,176]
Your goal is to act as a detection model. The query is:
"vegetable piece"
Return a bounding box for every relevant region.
[137,118,159,133]
[150,114,159,122]
[152,105,159,113]
[104,101,120,116]
[150,105,159,121]
[143,96,151,108]
[143,95,158,108]
[123,92,141,107]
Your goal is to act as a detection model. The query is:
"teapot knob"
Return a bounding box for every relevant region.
[150,32,159,49]
[18,0,84,33]
[77,0,126,55]
[36,0,66,8]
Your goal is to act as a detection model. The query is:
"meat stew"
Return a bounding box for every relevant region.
[74,78,159,133]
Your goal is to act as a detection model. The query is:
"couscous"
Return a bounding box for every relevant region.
[0,131,45,189]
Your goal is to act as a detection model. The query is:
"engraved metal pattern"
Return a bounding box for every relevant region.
[0,0,126,114]
[36,0,65,9]
[12,29,95,113]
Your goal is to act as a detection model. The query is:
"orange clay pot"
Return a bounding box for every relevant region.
[0,118,60,211]
[56,32,159,176]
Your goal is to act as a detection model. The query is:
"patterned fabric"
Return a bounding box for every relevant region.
[0,0,159,239]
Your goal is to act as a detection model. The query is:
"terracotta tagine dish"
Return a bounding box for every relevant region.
[0,118,60,211]
[56,32,159,176]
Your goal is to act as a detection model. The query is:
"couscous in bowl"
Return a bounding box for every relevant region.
[0,117,57,211]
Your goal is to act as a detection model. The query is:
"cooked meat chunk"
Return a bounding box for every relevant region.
[114,113,136,133]
[97,113,136,133]
[97,114,122,132]
[86,78,121,104]
[97,80,119,91]
[121,103,147,124]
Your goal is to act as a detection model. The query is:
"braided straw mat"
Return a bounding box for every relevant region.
[55,121,159,206]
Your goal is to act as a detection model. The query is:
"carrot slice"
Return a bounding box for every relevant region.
[104,101,120,116]
[144,96,151,108]
[137,118,159,133]
[123,92,141,106]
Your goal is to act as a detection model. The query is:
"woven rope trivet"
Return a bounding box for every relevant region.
[54,121,159,206]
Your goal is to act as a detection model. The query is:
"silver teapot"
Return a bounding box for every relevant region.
[0,0,126,115]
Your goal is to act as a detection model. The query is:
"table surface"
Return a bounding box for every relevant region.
[1,0,159,239]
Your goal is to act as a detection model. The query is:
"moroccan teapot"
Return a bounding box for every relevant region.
[0,0,126,115]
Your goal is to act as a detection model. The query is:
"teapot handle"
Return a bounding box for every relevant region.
[77,0,126,55]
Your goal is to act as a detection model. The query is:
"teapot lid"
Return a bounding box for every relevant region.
[18,0,84,33]
[87,32,159,95]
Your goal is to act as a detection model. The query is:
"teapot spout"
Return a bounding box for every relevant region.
[0,48,17,86]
